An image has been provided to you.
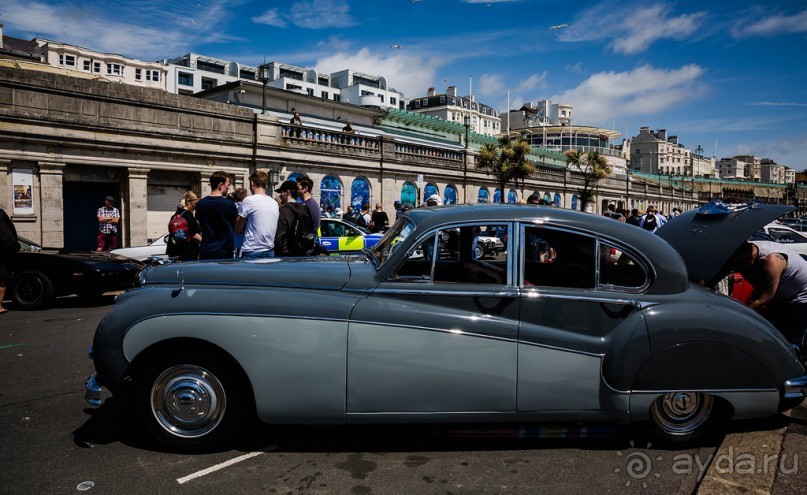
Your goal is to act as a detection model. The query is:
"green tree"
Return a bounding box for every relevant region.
[565,150,612,211]
[476,136,536,203]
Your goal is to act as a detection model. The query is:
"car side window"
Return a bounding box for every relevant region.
[320,221,335,237]
[392,224,509,285]
[598,242,648,289]
[521,226,595,289]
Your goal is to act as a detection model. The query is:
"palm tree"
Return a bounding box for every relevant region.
[566,150,612,211]
[477,136,536,203]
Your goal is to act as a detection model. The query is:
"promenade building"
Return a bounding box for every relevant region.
[406,86,501,137]
[0,23,43,63]
[504,101,626,175]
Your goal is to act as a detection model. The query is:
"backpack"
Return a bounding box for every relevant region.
[643,213,657,231]
[287,203,316,255]
[168,213,190,244]
[355,214,367,228]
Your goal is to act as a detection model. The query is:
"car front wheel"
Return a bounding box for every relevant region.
[649,392,715,443]
[136,351,246,452]
[11,270,55,310]
[474,243,486,259]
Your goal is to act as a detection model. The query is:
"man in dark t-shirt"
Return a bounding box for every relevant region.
[370,203,389,233]
[195,171,238,260]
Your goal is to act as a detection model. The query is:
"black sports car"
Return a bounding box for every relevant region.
[8,237,144,310]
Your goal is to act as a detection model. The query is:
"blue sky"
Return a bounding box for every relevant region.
[3,0,806,170]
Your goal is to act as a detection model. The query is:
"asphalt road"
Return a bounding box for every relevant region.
[0,296,788,495]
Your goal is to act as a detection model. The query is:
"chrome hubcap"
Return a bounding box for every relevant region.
[651,392,712,435]
[151,365,226,438]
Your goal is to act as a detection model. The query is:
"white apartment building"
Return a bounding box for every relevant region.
[164,53,258,95]
[407,86,501,136]
[35,39,167,90]
[630,127,715,177]
[717,157,749,179]
[164,56,405,110]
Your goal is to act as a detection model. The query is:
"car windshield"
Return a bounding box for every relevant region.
[768,228,807,243]
[369,217,416,266]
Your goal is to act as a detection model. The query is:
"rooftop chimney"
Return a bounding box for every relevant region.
[447,85,457,97]
[427,87,436,96]
[658,129,667,141]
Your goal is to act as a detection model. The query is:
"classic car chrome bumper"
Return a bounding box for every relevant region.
[784,375,807,399]
[85,372,104,406]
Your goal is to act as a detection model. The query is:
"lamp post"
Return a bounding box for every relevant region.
[268,165,280,189]
[463,116,470,149]
[258,63,270,115]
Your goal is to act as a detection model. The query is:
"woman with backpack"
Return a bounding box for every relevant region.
[166,191,202,261]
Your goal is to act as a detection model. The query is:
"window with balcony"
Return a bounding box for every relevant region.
[178,72,193,86]
[201,77,217,90]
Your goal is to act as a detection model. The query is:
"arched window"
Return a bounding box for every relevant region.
[571,194,579,211]
[320,176,341,211]
[553,193,561,206]
[351,177,371,211]
[423,183,439,202]
[493,189,502,203]
[508,189,518,203]
[444,184,458,205]
[400,182,417,208]
[477,187,489,203]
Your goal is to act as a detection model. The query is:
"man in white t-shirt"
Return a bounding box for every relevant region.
[235,170,279,258]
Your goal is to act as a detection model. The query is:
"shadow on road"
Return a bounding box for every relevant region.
[73,395,751,455]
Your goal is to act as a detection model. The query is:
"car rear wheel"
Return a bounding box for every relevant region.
[11,270,55,310]
[135,351,246,452]
[650,392,715,443]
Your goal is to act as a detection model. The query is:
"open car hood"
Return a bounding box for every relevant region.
[656,201,794,286]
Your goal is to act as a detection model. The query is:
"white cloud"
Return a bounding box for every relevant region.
[559,2,706,55]
[252,9,287,28]
[550,64,706,126]
[255,0,354,29]
[315,48,441,99]
[516,72,547,93]
[1,0,239,60]
[732,9,807,38]
[478,74,506,97]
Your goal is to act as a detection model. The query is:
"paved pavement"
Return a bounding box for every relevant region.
[697,402,806,494]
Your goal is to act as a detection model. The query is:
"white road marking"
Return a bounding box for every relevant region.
[176,445,278,484]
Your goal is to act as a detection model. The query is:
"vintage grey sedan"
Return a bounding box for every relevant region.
[85,202,807,451]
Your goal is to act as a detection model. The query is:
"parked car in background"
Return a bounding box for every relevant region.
[759,223,807,257]
[780,218,807,232]
[9,237,144,309]
[318,218,383,255]
[111,234,168,261]
[85,202,806,452]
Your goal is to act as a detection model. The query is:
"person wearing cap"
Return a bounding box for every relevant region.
[274,180,316,256]
[96,195,120,252]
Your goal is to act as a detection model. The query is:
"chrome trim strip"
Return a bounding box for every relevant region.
[519,291,638,306]
[371,288,519,297]
[631,388,778,394]
[784,375,807,399]
[517,339,604,358]
[348,319,518,344]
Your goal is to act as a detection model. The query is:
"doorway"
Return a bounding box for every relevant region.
[63,181,120,251]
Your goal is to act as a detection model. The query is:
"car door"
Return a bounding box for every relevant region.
[516,224,651,413]
[346,223,519,415]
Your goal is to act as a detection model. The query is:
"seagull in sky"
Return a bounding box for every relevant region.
[390,44,403,49]
[549,24,568,29]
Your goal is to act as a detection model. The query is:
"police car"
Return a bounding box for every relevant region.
[318,218,383,255]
